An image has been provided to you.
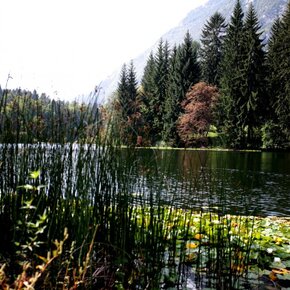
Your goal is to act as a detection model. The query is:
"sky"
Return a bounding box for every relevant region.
[0,0,208,101]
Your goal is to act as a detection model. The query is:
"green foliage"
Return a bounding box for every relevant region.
[218,1,267,149]
[140,52,157,143]
[176,32,201,98]
[261,121,289,149]
[139,33,201,146]
[0,88,102,144]
[200,12,227,86]
[116,61,141,145]
[219,0,246,148]
[266,2,290,147]
[239,3,266,148]
[110,1,288,149]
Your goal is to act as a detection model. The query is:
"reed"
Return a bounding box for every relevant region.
[0,89,269,289]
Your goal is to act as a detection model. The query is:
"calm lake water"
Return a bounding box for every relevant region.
[1,145,289,217]
[132,149,290,217]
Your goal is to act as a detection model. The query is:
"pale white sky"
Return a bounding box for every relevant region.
[0,0,207,100]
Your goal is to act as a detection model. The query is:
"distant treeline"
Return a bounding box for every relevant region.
[1,0,289,150]
[113,0,290,149]
[0,88,103,144]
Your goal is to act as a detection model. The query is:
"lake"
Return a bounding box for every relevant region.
[132,149,290,217]
[0,145,289,216]
[1,144,290,289]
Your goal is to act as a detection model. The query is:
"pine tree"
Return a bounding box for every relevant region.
[117,64,129,120]
[219,0,246,148]
[117,62,140,145]
[177,31,201,99]
[127,60,138,116]
[200,12,227,86]
[140,52,157,144]
[239,3,266,147]
[140,40,171,144]
[153,39,170,143]
[160,32,201,145]
[267,18,282,118]
[266,2,290,147]
[162,45,180,144]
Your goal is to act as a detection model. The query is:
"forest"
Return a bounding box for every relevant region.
[0,1,289,150]
[114,1,290,150]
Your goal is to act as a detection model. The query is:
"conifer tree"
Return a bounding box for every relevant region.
[117,61,139,145]
[127,60,138,116]
[117,64,129,120]
[240,3,266,147]
[153,39,170,143]
[266,18,282,118]
[161,33,200,145]
[162,45,180,144]
[266,2,290,147]
[219,0,246,148]
[140,52,157,144]
[177,31,201,99]
[200,12,227,86]
[140,40,171,144]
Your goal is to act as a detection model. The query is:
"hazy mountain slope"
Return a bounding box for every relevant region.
[100,0,288,101]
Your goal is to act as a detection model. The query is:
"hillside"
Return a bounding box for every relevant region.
[100,0,288,101]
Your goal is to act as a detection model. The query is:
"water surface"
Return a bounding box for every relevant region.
[133,149,290,216]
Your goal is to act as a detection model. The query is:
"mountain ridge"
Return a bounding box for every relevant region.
[99,0,288,101]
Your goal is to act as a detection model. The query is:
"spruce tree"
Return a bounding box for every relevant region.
[140,40,171,144]
[163,45,180,144]
[200,12,227,86]
[153,39,170,143]
[239,3,266,147]
[161,32,201,145]
[266,2,290,147]
[127,60,138,116]
[219,0,245,148]
[117,62,139,145]
[117,64,129,120]
[266,17,282,118]
[140,51,157,144]
[177,31,201,99]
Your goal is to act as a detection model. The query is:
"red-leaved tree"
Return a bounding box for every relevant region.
[177,82,219,146]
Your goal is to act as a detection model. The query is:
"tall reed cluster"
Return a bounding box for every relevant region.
[0,89,259,289]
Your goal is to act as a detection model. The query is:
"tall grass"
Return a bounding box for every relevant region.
[0,89,260,289]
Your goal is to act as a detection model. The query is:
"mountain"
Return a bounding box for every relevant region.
[100,0,288,101]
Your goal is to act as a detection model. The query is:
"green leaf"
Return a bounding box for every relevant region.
[30,170,40,179]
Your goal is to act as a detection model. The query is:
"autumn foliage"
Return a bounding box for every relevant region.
[177,82,219,146]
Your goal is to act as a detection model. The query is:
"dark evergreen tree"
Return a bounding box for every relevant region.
[177,31,201,99]
[266,2,290,148]
[140,52,157,144]
[200,12,227,86]
[240,3,266,147]
[162,45,180,144]
[141,52,156,96]
[160,32,201,145]
[140,40,171,144]
[153,39,170,143]
[117,62,140,145]
[127,60,138,116]
[219,0,246,148]
[117,63,129,120]
[266,18,282,118]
